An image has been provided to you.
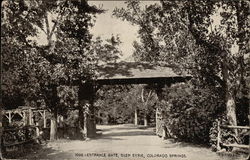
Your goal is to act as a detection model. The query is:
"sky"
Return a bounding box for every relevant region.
[89,1,159,61]
[34,1,243,61]
[34,1,159,61]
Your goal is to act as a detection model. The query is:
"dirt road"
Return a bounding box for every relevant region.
[24,124,247,160]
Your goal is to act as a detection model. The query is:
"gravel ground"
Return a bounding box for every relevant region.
[23,124,248,160]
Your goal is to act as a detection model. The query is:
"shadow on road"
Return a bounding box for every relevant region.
[103,130,155,137]
[94,125,156,141]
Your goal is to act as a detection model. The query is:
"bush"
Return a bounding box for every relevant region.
[160,81,224,144]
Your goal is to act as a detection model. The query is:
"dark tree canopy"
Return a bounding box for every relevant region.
[113,0,249,132]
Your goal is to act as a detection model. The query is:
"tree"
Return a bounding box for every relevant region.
[33,0,102,140]
[124,85,158,126]
[124,85,140,125]
[2,0,43,107]
[1,0,103,140]
[95,85,132,124]
[90,35,122,64]
[138,85,158,127]
[1,0,44,155]
[96,84,158,126]
[113,0,249,135]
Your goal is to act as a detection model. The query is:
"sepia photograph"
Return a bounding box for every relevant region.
[1,0,249,160]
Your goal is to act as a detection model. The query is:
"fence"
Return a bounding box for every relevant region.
[3,108,47,128]
[217,120,250,154]
[2,125,40,153]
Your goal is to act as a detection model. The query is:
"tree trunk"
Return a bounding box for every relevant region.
[144,114,148,127]
[225,90,238,127]
[134,109,138,125]
[50,111,58,141]
[222,56,238,135]
[84,111,88,137]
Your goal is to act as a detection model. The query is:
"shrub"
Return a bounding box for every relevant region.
[160,81,224,144]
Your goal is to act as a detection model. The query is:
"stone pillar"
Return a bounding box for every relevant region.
[87,101,96,138]
[78,103,85,139]
[78,82,96,139]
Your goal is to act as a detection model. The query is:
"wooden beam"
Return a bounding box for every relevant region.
[16,111,24,119]
[4,126,37,131]
[38,110,43,117]
[3,138,37,147]
[4,114,9,120]
[222,143,249,149]
[220,125,250,130]
[96,76,191,85]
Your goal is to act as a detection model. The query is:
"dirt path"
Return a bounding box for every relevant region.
[24,124,247,160]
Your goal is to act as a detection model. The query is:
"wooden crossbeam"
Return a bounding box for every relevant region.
[37,110,43,117]
[4,126,37,131]
[15,111,24,119]
[222,143,249,149]
[4,114,10,120]
[3,138,38,147]
[220,125,250,130]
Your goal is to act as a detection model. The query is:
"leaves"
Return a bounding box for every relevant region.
[1,0,106,111]
[159,82,225,143]
[95,84,158,124]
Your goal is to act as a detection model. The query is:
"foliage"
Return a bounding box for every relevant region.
[113,0,249,143]
[2,0,42,107]
[95,84,157,124]
[90,35,123,64]
[57,86,79,114]
[113,0,249,91]
[159,81,225,144]
[2,125,41,158]
[2,0,121,110]
[95,85,131,124]
[1,0,124,141]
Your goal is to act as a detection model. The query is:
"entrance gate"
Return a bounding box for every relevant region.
[80,62,191,138]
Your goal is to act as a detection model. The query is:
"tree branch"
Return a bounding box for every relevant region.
[44,13,50,41]
[141,88,144,103]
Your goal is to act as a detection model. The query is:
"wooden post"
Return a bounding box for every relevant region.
[29,109,32,125]
[144,114,148,127]
[248,115,250,158]
[8,112,11,124]
[23,111,26,125]
[84,110,88,137]
[43,110,46,128]
[162,125,166,140]
[35,122,40,137]
[217,120,221,151]
[134,108,138,125]
[156,108,159,134]
[0,110,3,159]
